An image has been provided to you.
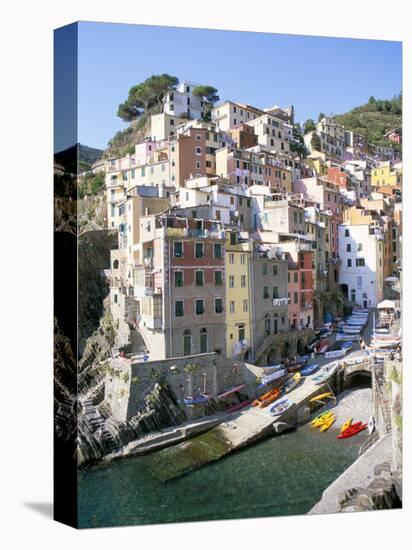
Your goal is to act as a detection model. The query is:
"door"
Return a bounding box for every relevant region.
[183,331,191,356]
[200,329,208,353]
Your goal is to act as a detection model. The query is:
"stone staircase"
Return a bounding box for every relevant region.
[374,366,392,434]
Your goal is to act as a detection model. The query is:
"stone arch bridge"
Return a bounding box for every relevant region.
[341,357,373,388]
[255,329,316,366]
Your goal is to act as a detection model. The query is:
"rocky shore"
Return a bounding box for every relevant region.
[308,434,400,514]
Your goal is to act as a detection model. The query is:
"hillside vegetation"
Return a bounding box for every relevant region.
[55,143,104,174]
[334,94,402,149]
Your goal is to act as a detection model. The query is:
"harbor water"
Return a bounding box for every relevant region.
[78,415,368,528]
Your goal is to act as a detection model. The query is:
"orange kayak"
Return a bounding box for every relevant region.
[253,387,281,408]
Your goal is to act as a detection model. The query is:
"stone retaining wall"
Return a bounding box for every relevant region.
[105,353,271,422]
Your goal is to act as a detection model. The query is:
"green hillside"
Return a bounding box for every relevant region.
[55,143,104,174]
[334,95,402,150]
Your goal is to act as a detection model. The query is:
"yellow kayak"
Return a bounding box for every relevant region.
[319,414,336,432]
[340,418,352,434]
[311,411,333,428]
[310,392,333,403]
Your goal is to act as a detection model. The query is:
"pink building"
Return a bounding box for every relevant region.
[293,176,343,258]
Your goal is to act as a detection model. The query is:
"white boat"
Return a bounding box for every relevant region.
[325,349,347,358]
[341,326,362,334]
[312,362,340,385]
[261,368,287,385]
[371,339,400,349]
[336,332,360,341]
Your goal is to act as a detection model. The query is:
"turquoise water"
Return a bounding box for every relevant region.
[78,422,367,528]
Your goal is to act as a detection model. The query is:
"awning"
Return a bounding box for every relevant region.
[217,384,246,400]
[377,299,396,309]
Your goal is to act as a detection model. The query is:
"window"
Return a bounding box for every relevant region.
[263,286,269,299]
[174,242,183,257]
[196,161,201,170]
[195,270,204,286]
[114,294,118,304]
[357,276,362,288]
[262,262,268,275]
[195,243,204,258]
[229,275,235,288]
[347,259,352,267]
[294,272,298,283]
[230,301,235,313]
[229,253,234,264]
[357,243,363,252]
[214,271,223,286]
[273,286,279,299]
[131,169,135,179]
[175,300,184,317]
[215,298,223,313]
[356,258,365,267]
[264,315,271,336]
[241,254,246,264]
[294,292,298,304]
[239,275,246,288]
[195,299,204,315]
[243,299,248,312]
[196,147,202,155]
[183,330,191,355]
[347,244,351,252]
[174,271,183,287]
[273,264,278,276]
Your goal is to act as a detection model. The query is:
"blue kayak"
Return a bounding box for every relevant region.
[183,394,210,405]
[341,341,353,349]
[301,363,319,376]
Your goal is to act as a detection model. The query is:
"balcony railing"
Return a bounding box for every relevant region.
[273,298,289,307]
[232,339,249,356]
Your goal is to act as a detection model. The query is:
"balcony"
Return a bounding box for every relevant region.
[107,179,123,188]
[273,298,289,307]
[232,339,249,356]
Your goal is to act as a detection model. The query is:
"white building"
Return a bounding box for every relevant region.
[163,80,204,120]
[146,113,185,141]
[247,113,292,154]
[211,101,263,132]
[304,117,345,159]
[338,222,384,307]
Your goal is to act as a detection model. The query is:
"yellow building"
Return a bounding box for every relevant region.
[304,154,328,176]
[371,161,402,187]
[225,231,253,359]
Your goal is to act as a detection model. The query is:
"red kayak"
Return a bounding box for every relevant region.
[337,421,367,439]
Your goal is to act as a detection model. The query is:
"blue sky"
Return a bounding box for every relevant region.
[70,22,402,151]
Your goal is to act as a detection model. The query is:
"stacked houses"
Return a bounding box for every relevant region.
[104,81,402,363]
